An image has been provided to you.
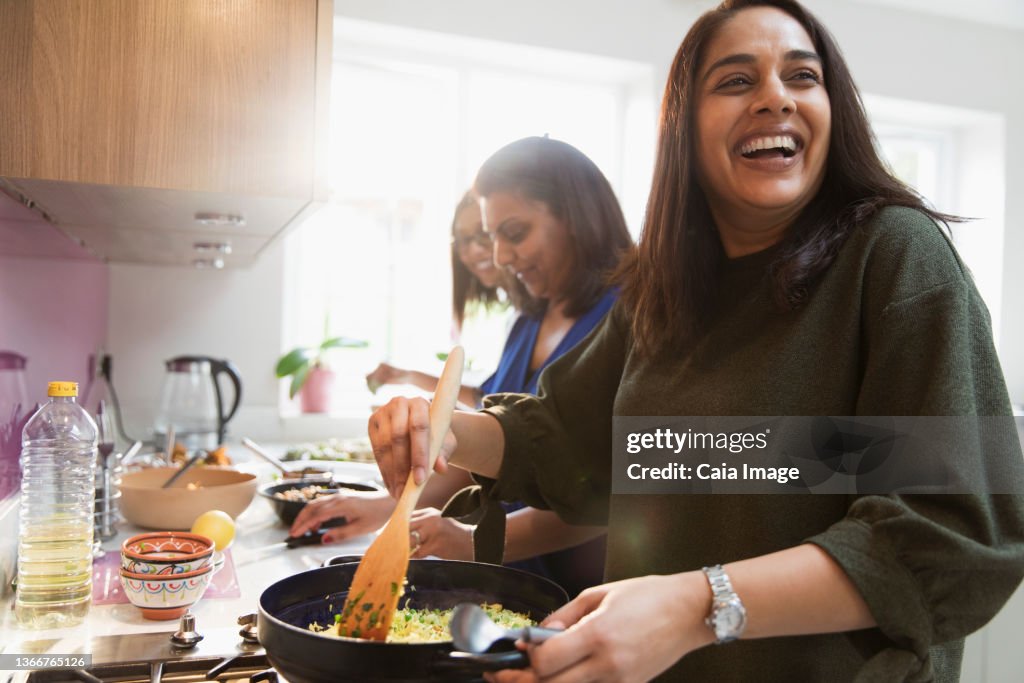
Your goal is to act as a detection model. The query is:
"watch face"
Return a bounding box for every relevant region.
[718,607,743,630]
[713,599,747,639]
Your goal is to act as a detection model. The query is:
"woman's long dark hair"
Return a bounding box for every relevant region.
[615,0,959,356]
[475,136,634,318]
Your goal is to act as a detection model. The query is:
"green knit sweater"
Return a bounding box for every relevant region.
[481,207,1024,682]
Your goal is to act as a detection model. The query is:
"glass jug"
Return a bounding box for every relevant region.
[153,356,242,451]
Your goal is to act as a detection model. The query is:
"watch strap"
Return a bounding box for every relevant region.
[703,564,735,600]
[702,564,746,644]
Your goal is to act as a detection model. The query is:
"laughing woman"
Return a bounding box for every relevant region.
[368,1,1024,681]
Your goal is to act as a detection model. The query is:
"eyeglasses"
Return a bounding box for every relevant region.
[451,231,493,251]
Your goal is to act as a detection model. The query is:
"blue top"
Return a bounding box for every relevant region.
[480,289,617,396]
[479,289,616,597]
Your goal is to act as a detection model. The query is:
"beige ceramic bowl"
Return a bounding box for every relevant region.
[118,467,257,530]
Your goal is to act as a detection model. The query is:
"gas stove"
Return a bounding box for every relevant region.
[7,613,278,683]
[6,610,490,683]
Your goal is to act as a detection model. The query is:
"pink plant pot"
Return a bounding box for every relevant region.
[300,367,335,413]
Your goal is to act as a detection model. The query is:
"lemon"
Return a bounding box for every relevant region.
[191,509,236,551]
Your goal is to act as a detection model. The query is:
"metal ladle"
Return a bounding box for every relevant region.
[449,603,562,654]
[162,450,206,488]
[241,437,291,475]
[242,437,330,480]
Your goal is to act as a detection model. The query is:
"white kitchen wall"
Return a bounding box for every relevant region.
[106,241,286,444]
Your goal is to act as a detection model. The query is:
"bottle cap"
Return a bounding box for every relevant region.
[47,381,78,397]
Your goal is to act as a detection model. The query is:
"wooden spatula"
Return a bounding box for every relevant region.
[336,346,464,640]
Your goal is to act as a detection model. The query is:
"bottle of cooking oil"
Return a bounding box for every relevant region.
[15,381,97,629]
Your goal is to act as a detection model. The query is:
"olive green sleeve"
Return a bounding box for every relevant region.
[477,303,630,525]
[808,209,1024,677]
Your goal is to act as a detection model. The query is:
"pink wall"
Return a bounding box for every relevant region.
[0,215,109,500]
[0,190,109,399]
[0,254,109,403]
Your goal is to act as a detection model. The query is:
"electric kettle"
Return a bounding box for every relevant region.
[154,356,242,450]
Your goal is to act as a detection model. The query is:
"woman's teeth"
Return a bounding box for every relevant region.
[740,135,797,158]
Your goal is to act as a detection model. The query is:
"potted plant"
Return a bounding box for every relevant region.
[275,328,367,413]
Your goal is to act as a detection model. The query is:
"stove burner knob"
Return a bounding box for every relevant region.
[238,613,260,644]
[171,610,205,649]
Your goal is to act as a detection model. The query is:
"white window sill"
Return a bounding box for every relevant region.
[277,412,373,441]
[227,406,372,443]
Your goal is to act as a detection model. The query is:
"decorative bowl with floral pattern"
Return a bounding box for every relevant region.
[119,563,214,620]
[121,531,215,575]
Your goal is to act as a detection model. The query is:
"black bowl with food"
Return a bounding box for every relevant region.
[259,478,381,525]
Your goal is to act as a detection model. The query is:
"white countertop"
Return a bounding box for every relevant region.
[0,445,382,657]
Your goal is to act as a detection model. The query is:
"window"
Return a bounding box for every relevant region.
[282,20,654,415]
[867,95,1006,343]
[874,124,953,211]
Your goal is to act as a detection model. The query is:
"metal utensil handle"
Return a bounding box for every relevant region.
[522,625,562,644]
[435,650,530,673]
[162,450,206,488]
[121,440,144,465]
[242,437,290,473]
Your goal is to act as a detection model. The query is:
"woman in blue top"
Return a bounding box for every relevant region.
[385,138,630,598]
[297,138,633,596]
[454,136,632,596]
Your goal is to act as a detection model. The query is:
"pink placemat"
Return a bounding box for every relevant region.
[92,549,241,605]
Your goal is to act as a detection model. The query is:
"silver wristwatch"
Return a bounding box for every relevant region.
[702,564,747,644]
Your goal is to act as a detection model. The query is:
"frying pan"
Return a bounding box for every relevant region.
[258,557,568,683]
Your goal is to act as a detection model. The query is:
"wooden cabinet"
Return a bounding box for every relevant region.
[0,0,333,267]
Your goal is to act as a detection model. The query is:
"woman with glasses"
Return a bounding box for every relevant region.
[292,192,514,548]
[365,190,526,409]
[435,136,634,597]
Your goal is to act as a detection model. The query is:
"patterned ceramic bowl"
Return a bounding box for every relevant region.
[121,532,215,575]
[119,563,214,620]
